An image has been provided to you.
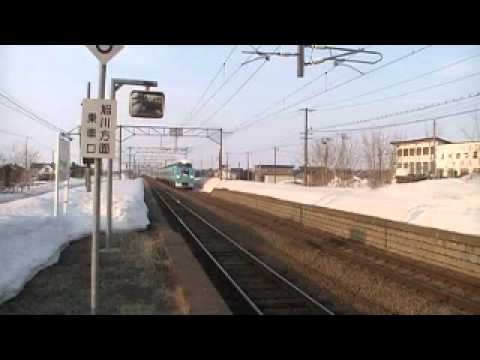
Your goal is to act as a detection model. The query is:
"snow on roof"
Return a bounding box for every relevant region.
[390,137,451,145]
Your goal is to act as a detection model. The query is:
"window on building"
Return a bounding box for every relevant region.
[404,149,409,156]
[456,153,460,159]
[431,147,435,155]
[423,147,429,155]
[441,154,444,160]
[403,163,408,168]
[397,149,402,157]
[416,148,421,156]
[448,154,452,158]
[474,151,478,159]
[465,153,469,159]
[409,162,414,174]
[397,163,402,168]
[431,162,435,173]
[416,162,422,173]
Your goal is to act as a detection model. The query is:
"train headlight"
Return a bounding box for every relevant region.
[176,175,180,179]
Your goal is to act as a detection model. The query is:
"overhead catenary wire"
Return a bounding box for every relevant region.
[185,45,264,127]
[196,46,280,128]
[183,45,238,125]
[309,50,480,113]
[230,45,433,135]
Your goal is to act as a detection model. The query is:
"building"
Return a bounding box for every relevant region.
[31,162,55,181]
[254,164,294,182]
[436,141,480,177]
[391,137,480,179]
[391,137,451,178]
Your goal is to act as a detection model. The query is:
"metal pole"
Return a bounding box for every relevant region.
[25,138,28,170]
[118,125,122,180]
[105,80,116,249]
[274,147,277,184]
[304,109,308,186]
[85,82,92,193]
[246,152,250,181]
[128,147,132,178]
[432,119,436,178]
[91,63,106,315]
[226,152,229,180]
[219,128,223,180]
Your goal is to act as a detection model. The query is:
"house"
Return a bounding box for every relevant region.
[436,141,480,177]
[391,137,480,179]
[30,162,55,181]
[391,137,451,178]
[254,164,294,183]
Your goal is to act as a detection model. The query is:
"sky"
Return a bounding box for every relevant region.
[1,45,479,170]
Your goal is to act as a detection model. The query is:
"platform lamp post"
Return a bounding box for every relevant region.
[104,78,157,251]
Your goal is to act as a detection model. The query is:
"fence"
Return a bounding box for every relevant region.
[210,189,480,279]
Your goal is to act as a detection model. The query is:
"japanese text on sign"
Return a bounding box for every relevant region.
[80,99,117,159]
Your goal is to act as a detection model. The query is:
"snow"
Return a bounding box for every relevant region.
[0,178,85,204]
[201,175,480,237]
[0,178,149,304]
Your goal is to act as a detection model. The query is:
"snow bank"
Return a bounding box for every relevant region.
[0,178,149,304]
[201,176,480,237]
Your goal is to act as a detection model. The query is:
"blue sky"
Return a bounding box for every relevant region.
[1,45,479,169]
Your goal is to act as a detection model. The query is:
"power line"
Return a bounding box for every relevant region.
[310,50,480,112]
[229,45,433,135]
[314,91,480,131]
[314,108,480,134]
[311,70,480,114]
[182,45,238,125]
[0,89,65,133]
[0,127,55,150]
[196,47,277,127]
[185,45,263,126]
[246,45,375,121]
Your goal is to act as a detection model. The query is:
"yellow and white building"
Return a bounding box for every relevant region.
[391,137,480,178]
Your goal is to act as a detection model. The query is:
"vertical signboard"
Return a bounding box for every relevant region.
[81,99,117,159]
[54,135,71,216]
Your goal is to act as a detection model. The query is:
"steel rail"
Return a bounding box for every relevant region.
[156,182,335,315]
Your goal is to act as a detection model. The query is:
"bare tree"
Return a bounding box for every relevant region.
[8,142,40,168]
[361,130,394,188]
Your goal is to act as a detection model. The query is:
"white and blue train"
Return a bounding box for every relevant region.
[157,160,195,189]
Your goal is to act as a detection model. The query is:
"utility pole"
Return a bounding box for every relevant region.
[300,108,315,186]
[273,146,278,184]
[226,152,229,180]
[321,137,331,186]
[128,147,132,178]
[432,119,437,178]
[246,152,250,181]
[378,148,383,186]
[25,137,28,170]
[219,128,223,180]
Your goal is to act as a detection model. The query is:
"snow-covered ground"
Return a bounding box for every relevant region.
[0,178,85,204]
[201,175,480,237]
[0,178,149,304]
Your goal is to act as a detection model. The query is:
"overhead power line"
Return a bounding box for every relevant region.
[185,45,263,126]
[230,45,433,135]
[312,70,480,114]
[196,46,279,127]
[314,91,480,131]
[311,50,480,111]
[0,89,65,133]
[183,45,238,124]
[314,108,480,134]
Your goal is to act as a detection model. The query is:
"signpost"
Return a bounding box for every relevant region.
[54,133,71,216]
[83,45,123,315]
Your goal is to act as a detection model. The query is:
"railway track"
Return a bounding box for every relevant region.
[190,191,480,314]
[148,179,334,315]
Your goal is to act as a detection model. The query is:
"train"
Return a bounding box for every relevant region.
[157,160,195,189]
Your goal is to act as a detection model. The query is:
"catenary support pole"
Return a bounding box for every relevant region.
[274,146,277,184]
